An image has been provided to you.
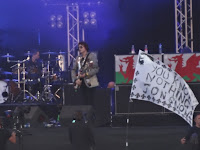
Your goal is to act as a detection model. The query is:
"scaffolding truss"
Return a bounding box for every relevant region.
[174,0,193,53]
[66,4,80,67]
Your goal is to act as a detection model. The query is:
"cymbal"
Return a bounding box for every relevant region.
[3,79,11,82]
[42,51,58,55]
[1,54,14,58]
[12,79,18,82]
[1,71,12,75]
[58,51,66,54]
[24,52,32,56]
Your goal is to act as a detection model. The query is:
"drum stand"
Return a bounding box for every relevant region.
[41,54,57,102]
[10,58,38,102]
[21,61,38,101]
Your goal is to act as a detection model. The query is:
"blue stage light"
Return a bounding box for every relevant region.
[57,22,63,28]
[57,15,63,21]
[84,19,90,25]
[90,19,97,25]
[83,12,89,18]
[90,12,96,18]
[51,22,56,28]
[50,15,56,21]
[57,21,63,28]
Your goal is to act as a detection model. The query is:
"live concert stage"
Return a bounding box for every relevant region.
[1,0,200,150]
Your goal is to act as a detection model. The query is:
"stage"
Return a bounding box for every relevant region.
[6,126,190,150]
[1,1,200,149]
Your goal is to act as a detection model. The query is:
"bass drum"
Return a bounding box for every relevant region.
[0,80,9,104]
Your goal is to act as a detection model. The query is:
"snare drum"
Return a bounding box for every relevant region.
[0,80,9,104]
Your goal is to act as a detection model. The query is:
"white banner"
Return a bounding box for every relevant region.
[130,50,199,126]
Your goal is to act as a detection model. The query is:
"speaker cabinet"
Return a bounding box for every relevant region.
[115,83,200,114]
[60,105,94,126]
[63,85,111,127]
[115,85,164,114]
[24,106,48,127]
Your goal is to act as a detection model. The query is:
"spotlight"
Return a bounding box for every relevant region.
[84,19,90,25]
[90,19,97,25]
[83,12,89,18]
[50,15,56,21]
[97,1,101,5]
[57,15,63,21]
[90,12,96,18]
[57,22,63,28]
[51,22,56,28]
[82,10,98,27]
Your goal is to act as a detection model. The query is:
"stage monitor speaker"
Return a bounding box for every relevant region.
[60,105,94,126]
[24,106,48,127]
[63,86,111,127]
[115,85,163,114]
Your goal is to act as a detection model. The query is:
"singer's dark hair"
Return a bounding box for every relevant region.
[78,41,89,51]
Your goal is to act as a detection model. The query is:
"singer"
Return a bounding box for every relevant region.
[71,42,99,107]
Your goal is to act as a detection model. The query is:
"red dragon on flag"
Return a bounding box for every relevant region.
[119,56,135,84]
[168,54,200,82]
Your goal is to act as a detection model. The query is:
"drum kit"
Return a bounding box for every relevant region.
[0,51,67,104]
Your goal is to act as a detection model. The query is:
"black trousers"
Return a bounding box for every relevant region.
[80,81,96,107]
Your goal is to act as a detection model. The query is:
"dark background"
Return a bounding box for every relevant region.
[0,0,200,87]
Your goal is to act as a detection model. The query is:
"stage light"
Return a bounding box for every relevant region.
[49,14,64,29]
[50,15,56,21]
[90,19,97,25]
[83,12,89,18]
[97,1,101,5]
[90,12,96,18]
[57,22,63,28]
[84,19,90,25]
[51,22,56,28]
[57,15,63,21]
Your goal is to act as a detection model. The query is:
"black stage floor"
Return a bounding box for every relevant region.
[6,126,192,150]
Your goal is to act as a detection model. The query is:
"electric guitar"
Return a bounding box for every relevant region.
[74,54,99,89]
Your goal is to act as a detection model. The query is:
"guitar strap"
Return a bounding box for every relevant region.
[80,52,90,70]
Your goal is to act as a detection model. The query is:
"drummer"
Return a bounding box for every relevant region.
[26,49,41,75]
[26,49,42,95]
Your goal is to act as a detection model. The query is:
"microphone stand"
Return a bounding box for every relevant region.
[67,54,76,83]
[13,108,32,150]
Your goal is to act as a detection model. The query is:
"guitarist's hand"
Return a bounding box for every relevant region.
[76,79,82,86]
[79,73,86,78]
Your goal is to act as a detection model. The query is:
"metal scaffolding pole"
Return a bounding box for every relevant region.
[66,4,80,67]
[174,0,193,53]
